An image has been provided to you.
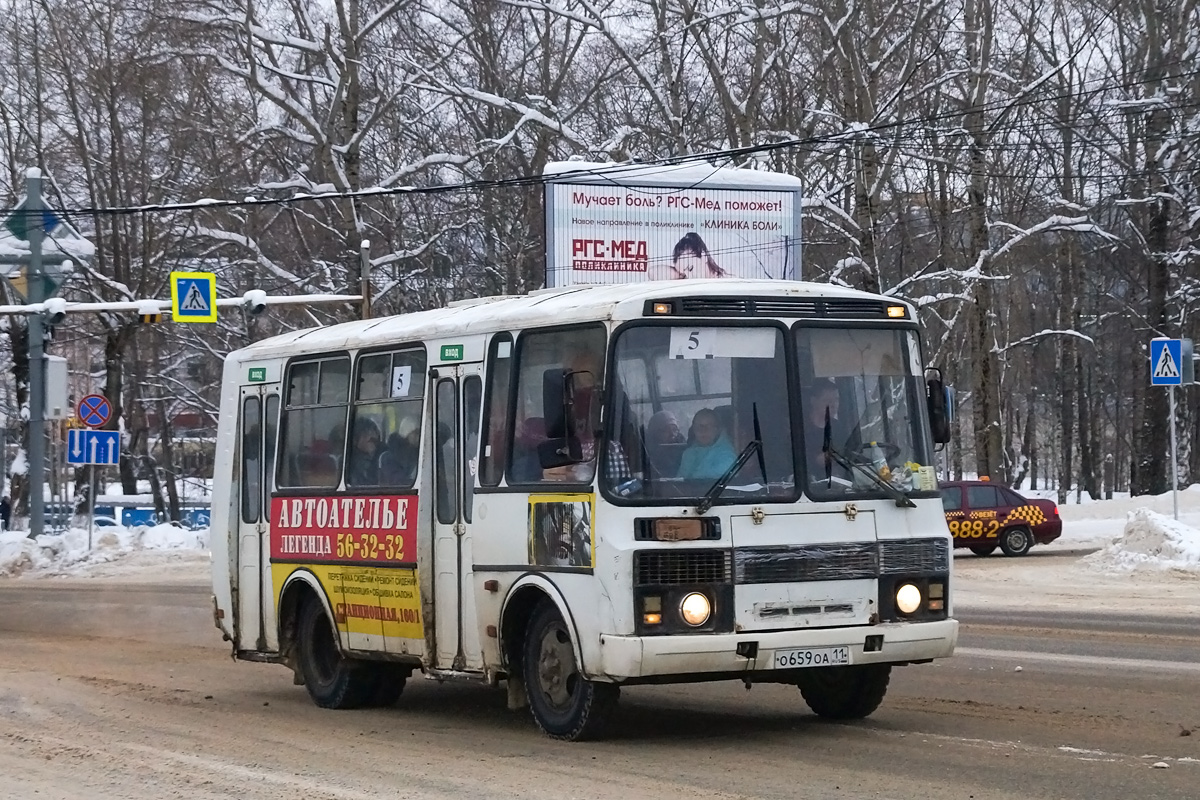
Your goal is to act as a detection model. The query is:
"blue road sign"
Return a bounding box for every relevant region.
[77,393,112,428]
[170,271,217,322]
[67,429,121,465]
[1150,338,1183,386]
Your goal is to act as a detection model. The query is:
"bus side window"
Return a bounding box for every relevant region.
[278,356,350,490]
[263,394,279,509]
[241,396,262,524]
[509,325,607,485]
[479,334,513,487]
[348,347,427,488]
[435,379,457,524]
[462,375,482,521]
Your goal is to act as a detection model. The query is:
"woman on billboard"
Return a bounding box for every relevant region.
[649,232,728,280]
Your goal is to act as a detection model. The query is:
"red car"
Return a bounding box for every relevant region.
[940,480,1062,556]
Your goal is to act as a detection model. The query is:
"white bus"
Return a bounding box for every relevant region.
[211,279,957,740]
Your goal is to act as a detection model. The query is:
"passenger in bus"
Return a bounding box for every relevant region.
[298,440,340,487]
[645,410,686,478]
[509,417,546,482]
[379,415,420,486]
[347,417,382,485]
[677,408,737,479]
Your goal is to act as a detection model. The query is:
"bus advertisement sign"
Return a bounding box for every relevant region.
[269,495,417,564]
[269,495,424,640]
[544,161,802,287]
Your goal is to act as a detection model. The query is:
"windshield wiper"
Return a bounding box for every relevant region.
[696,438,763,515]
[819,408,914,508]
[823,440,916,508]
[750,402,768,485]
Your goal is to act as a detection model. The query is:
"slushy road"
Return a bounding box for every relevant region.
[0,580,1195,799]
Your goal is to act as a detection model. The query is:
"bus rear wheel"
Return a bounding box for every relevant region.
[296,598,377,709]
[969,544,998,556]
[522,602,619,741]
[798,664,891,720]
[366,665,408,707]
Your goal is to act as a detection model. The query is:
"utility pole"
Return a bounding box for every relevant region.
[0,167,80,536]
[359,239,372,320]
[26,168,46,537]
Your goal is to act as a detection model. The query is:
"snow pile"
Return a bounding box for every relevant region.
[1083,508,1200,574]
[0,523,209,578]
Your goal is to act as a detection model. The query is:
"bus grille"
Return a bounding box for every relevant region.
[734,538,948,584]
[879,537,949,574]
[736,543,877,584]
[634,549,732,586]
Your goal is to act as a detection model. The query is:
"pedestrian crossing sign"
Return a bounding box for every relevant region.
[170,271,217,322]
[1150,338,1182,386]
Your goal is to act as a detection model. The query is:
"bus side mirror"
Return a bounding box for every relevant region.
[539,368,584,468]
[926,370,951,444]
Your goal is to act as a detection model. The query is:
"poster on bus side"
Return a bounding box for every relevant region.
[268,495,425,640]
[528,493,595,569]
[544,161,802,287]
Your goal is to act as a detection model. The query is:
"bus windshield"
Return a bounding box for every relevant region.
[796,326,935,499]
[606,324,797,504]
[605,322,936,504]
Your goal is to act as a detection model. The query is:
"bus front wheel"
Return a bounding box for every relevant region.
[522,602,619,741]
[296,599,377,709]
[797,664,891,720]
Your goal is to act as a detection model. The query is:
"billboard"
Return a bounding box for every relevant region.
[544,162,802,287]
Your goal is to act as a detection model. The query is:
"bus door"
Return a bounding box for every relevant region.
[236,381,281,652]
[431,363,484,670]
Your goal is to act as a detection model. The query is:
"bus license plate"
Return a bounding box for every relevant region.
[773,646,850,669]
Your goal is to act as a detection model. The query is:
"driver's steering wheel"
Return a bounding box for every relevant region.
[852,441,902,464]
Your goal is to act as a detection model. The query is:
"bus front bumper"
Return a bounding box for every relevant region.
[596,618,958,680]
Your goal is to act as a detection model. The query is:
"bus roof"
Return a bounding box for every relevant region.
[228,279,903,360]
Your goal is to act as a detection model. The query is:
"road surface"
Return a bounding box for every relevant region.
[0,580,1196,799]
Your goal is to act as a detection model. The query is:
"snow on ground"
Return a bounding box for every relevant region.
[954,486,1200,613]
[0,523,209,582]
[1084,508,1200,573]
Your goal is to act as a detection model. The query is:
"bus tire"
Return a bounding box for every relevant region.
[522,601,618,741]
[969,544,998,556]
[999,526,1033,557]
[296,599,376,709]
[798,664,891,720]
[366,666,408,707]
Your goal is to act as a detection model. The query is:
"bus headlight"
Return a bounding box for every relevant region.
[680,592,711,626]
[895,583,922,614]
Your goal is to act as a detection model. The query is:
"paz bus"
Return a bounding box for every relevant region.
[210,279,957,740]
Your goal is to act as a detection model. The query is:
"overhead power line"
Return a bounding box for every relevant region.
[2,61,1198,223]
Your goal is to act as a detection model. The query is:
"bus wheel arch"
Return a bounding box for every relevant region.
[500,579,585,691]
[277,571,337,676]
